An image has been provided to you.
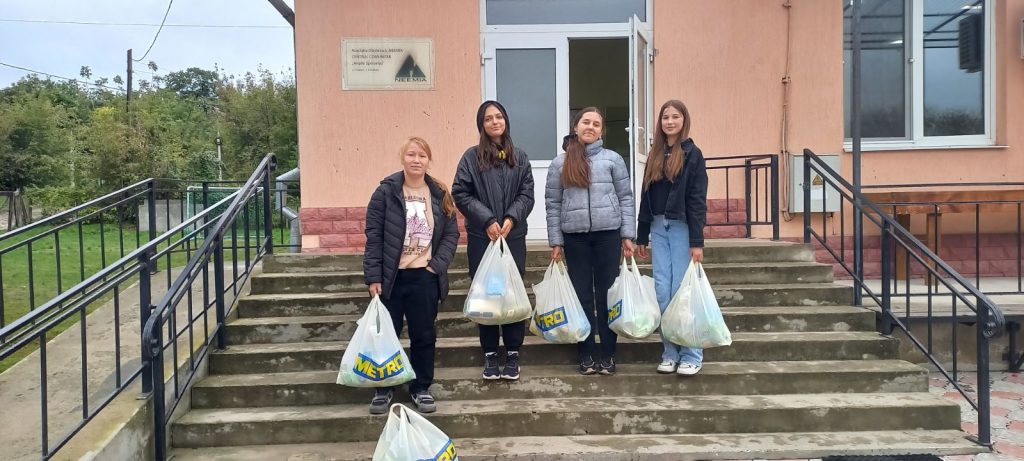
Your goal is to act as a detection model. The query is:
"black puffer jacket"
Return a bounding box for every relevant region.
[363,172,460,300]
[636,138,708,248]
[451,146,535,240]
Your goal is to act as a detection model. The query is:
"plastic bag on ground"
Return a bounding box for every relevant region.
[463,237,532,325]
[607,256,661,340]
[373,404,459,461]
[336,295,416,388]
[529,260,591,344]
[661,262,732,349]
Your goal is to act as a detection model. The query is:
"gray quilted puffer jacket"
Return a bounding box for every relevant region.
[545,139,636,247]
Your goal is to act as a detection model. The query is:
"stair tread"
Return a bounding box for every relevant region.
[170,430,983,460]
[214,331,887,355]
[228,305,871,326]
[194,360,925,388]
[175,392,957,425]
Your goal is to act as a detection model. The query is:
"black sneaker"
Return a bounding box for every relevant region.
[369,388,393,415]
[501,351,520,380]
[578,357,598,375]
[411,390,437,413]
[482,352,500,380]
[599,357,616,376]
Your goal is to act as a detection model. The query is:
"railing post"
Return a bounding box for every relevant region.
[213,238,227,350]
[150,326,167,461]
[146,180,158,274]
[744,159,752,238]
[977,299,992,446]
[770,155,780,241]
[262,171,274,255]
[138,253,153,396]
[802,151,811,244]
[879,221,893,335]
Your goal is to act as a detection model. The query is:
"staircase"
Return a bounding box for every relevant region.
[170,239,983,460]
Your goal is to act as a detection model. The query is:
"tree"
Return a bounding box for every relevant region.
[165,67,219,100]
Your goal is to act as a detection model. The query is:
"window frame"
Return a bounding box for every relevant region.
[844,0,996,151]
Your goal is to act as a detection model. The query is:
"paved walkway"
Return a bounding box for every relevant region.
[935,370,1024,461]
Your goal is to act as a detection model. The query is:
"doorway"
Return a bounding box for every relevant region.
[569,38,630,174]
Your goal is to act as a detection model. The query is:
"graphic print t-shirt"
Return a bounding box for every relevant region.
[398,185,434,269]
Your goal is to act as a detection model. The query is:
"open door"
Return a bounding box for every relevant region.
[628,15,653,210]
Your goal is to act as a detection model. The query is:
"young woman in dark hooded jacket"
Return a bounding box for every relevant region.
[452,100,535,380]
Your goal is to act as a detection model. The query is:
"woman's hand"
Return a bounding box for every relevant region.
[690,247,704,263]
[368,283,382,296]
[636,244,648,260]
[622,239,635,258]
[500,218,513,238]
[551,246,562,262]
[486,222,501,241]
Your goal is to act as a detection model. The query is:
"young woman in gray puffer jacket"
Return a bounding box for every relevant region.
[545,106,636,376]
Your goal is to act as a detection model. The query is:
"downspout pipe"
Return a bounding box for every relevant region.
[275,167,300,252]
[267,0,295,27]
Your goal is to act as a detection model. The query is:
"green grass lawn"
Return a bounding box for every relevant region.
[0,221,292,373]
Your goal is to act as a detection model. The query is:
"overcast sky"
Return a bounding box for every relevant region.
[0,0,295,88]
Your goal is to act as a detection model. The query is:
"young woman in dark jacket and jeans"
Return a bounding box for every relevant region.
[635,100,709,376]
[363,136,460,414]
[452,100,535,381]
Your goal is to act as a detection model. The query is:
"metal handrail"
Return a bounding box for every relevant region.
[0,179,152,241]
[705,154,780,240]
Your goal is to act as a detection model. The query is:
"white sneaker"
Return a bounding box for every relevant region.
[656,360,677,374]
[676,363,702,376]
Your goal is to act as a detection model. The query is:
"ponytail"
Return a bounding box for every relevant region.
[428,174,457,217]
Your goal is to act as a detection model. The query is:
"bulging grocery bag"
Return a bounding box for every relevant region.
[336,295,416,388]
[463,237,532,325]
[529,260,591,343]
[607,256,661,340]
[373,404,459,461]
[661,262,732,349]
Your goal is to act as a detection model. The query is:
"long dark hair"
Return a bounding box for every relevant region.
[475,100,517,169]
[644,99,692,191]
[561,107,603,188]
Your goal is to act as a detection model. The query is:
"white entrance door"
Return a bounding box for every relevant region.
[628,15,654,205]
[482,34,569,241]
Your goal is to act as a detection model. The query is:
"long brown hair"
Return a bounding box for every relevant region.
[643,100,692,191]
[476,101,517,169]
[400,137,456,217]
[561,107,603,188]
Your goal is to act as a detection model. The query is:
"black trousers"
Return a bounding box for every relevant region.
[382,268,438,394]
[467,233,528,354]
[563,229,620,361]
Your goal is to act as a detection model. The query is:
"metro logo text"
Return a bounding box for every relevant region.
[353,351,406,381]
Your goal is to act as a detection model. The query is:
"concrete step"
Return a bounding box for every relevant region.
[170,392,960,448]
[249,262,835,295]
[262,239,816,274]
[171,430,984,460]
[237,283,854,318]
[190,360,927,409]
[225,306,876,344]
[208,332,897,374]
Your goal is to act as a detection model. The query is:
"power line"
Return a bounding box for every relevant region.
[0,18,290,29]
[133,0,174,62]
[0,61,124,93]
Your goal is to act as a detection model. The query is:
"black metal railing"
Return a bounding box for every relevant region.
[705,154,780,240]
[802,148,1006,446]
[141,154,277,460]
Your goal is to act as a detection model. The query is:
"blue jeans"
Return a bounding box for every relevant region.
[651,215,704,365]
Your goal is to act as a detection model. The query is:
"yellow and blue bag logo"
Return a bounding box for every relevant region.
[417,439,457,461]
[534,306,568,332]
[608,300,623,324]
[353,351,406,381]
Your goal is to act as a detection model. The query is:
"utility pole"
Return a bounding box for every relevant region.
[126,49,133,113]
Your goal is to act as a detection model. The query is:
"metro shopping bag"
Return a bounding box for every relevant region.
[607,256,661,340]
[463,237,532,325]
[373,404,458,461]
[529,260,591,343]
[336,295,416,388]
[661,262,732,349]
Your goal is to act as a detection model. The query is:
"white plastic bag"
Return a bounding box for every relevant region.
[373,403,459,461]
[529,260,591,343]
[607,256,661,340]
[336,295,416,388]
[463,237,532,325]
[661,262,732,349]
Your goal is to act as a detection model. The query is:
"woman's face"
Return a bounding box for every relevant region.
[575,111,603,145]
[661,106,684,139]
[401,143,430,177]
[482,105,506,140]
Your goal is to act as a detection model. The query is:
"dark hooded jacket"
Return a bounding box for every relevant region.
[636,138,708,248]
[451,146,534,240]
[363,172,460,300]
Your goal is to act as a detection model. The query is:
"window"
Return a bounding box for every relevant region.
[843,0,992,147]
[485,0,646,25]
